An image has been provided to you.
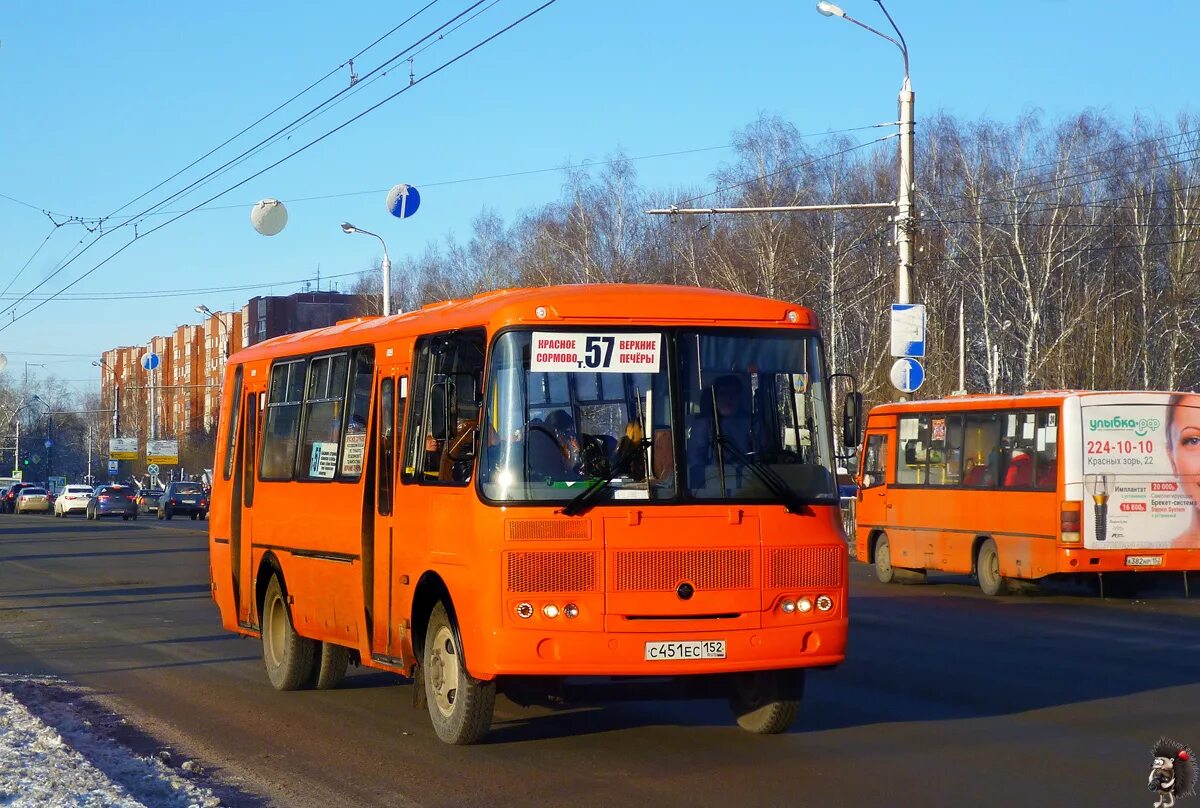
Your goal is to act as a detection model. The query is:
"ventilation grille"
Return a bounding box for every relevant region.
[505,551,599,593]
[507,519,590,541]
[764,546,842,589]
[614,549,753,592]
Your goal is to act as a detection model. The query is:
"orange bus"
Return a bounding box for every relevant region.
[853,391,1200,596]
[208,284,861,743]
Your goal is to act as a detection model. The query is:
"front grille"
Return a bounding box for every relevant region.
[507,519,590,541]
[505,551,599,593]
[764,546,842,589]
[614,549,753,592]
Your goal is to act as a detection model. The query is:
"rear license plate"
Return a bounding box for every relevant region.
[1126,555,1163,567]
[181,499,196,504]
[644,640,726,661]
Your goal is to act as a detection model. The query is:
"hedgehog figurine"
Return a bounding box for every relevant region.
[1149,737,1197,808]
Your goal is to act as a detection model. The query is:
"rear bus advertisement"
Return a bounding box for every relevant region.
[1081,394,1200,554]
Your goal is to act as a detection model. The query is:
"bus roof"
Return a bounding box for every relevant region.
[232,284,817,363]
[869,389,1188,414]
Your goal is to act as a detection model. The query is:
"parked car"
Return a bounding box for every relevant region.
[136,488,164,515]
[86,484,138,521]
[15,487,51,514]
[158,481,208,520]
[53,485,94,517]
[1,483,35,514]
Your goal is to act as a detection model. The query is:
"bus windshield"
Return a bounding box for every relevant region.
[480,330,675,503]
[479,327,836,506]
[680,329,837,504]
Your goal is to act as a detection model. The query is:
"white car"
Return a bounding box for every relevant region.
[54,485,94,517]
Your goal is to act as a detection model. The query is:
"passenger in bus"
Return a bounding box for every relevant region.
[616,420,647,481]
[1003,448,1033,488]
[1166,392,1200,547]
[544,409,584,476]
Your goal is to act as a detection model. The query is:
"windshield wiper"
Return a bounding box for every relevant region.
[715,436,813,515]
[560,438,651,517]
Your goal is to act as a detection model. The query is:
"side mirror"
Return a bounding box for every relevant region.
[842,391,863,450]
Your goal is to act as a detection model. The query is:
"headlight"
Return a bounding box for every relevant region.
[542,604,560,619]
[797,597,814,613]
[780,599,797,614]
[563,603,580,619]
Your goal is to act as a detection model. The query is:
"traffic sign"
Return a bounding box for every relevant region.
[141,352,160,371]
[107,460,119,476]
[890,304,926,358]
[43,439,52,449]
[386,184,420,219]
[890,357,925,394]
[147,463,160,476]
[31,454,41,466]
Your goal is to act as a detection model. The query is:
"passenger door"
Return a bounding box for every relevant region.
[371,365,408,659]
[236,389,259,627]
[856,431,890,556]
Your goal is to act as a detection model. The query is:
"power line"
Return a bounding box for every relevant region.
[0,0,562,334]
[924,236,1200,265]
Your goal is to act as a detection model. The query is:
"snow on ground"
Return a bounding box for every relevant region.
[0,675,221,808]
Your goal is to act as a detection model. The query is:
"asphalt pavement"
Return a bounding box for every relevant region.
[0,512,1197,807]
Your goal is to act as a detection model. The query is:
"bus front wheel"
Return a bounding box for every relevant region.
[423,602,495,745]
[874,533,897,583]
[261,574,317,690]
[976,539,1009,596]
[729,669,803,734]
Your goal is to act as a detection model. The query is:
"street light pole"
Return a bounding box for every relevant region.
[816,0,913,305]
[341,222,392,317]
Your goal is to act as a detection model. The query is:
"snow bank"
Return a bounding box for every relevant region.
[0,675,221,808]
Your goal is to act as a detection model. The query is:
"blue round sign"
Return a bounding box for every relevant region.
[889,357,925,393]
[141,352,160,372]
[386,184,420,219]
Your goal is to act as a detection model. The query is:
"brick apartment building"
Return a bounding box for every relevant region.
[99,291,375,462]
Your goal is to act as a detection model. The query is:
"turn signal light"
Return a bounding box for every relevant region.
[1061,501,1081,543]
[515,602,534,619]
[816,595,833,612]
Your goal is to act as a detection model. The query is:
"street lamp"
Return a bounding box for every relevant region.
[815,0,914,306]
[194,304,230,359]
[341,222,392,317]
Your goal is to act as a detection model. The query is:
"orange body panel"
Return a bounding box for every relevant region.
[207,285,848,683]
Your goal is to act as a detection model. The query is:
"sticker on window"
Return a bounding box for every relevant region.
[530,332,661,373]
[341,432,366,476]
[309,442,338,479]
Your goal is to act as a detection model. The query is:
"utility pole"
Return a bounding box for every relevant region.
[896,75,915,305]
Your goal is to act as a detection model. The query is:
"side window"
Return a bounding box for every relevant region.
[927,415,964,487]
[1035,410,1059,489]
[338,348,373,480]
[403,332,485,485]
[1001,411,1039,488]
[897,415,931,485]
[299,354,350,480]
[222,365,243,480]
[260,360,306,480]
[244,391,258,507]
[963,413,1002,487]
[862,434,887,488]
[378,378,395,516]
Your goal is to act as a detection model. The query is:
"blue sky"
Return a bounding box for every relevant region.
[2,0,1197,392]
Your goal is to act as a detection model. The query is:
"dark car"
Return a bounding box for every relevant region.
[86,484,138,521]
[1,483,35,514]
[136,488,164,515]
[158,481,208,521]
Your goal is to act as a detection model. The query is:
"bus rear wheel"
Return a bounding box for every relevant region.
[261,574,317,690]
[310,642,350,690]
[976,539,1009,596]
[729,669,803,734]
[423,602,495,745]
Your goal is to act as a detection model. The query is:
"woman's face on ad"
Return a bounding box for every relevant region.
[1171,396,1200,498]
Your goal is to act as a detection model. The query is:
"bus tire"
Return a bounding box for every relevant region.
[311,642,350,690]
[261,574,317,691]
[976,539,1009,596]
[729,669,803,734]
[423,601,495,745]
[874,533,896,583]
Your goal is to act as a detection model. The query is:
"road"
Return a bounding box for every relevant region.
[0,513,1197,807]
